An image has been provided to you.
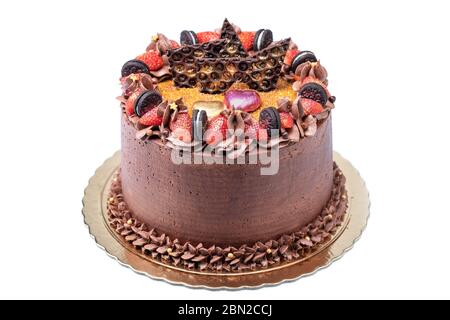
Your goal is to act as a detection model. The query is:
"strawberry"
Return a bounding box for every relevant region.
[205,115,228,145]
[238,32,255,51]
[125,91,140,116]
[169,113,192,143]
[301,98,324,116]
[245,121,268,141]
[197,32,220,43]
[138,108,162,127]
[136,50,164,71]
[170,40,180,48]
[284,49,300,65]
[280,112,294,129]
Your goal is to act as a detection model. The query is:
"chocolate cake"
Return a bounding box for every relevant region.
[111,19,347,272]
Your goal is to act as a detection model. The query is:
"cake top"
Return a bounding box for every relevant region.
[118,19,335,155]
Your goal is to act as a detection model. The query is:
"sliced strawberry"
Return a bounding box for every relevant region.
[170,40,180,48]
[245,121,268,141]
[301,98,324,116]
[169,113,192,143]
[197,32,220,43]
[280,112,294,129]
[205,114,228,145]
[284,49,300,65]
[238,32,255,51]
[136,50,164,71]
[125,91,140,116]
[138,108,162,127]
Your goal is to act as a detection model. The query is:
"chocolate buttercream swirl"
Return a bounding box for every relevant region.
[294,61,328,86]
[106,164,348,273]
[146,33,173,55]
[120,73,155,98]
[210,110,254,156]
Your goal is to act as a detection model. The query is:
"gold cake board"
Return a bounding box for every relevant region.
[82,151,369,289]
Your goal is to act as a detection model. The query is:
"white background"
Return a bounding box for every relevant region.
[1,0,449,300]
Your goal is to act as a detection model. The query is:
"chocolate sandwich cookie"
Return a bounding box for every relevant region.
[192,109,208,142]
[253,29,273,51]
[121,59,150,77]
[259,107,281,137]
[299,83,328,106]
[290,51,317,73]
[134,90,163,117]
[180,30,198,45]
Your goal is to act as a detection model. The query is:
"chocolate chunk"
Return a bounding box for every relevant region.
[299,83,328,106]
[291,51,317,73]
[180,30,198,45]
[121,59,150,77]
[253,29,273,51]
[192,109,208,142]
[134,90,163,117]
[259,107,281,137]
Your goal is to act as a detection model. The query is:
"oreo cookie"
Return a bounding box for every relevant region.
[259,107,281,137]
[121,59,150,77]
[134,90,163,117]
[192,109,208,142]
[180,30,198,45]
[290,51,317,73]
[299,83,328,105]
[253,29,273,51]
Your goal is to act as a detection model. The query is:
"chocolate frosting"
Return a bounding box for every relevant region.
[121,112,334,246]
[107,163,347,272]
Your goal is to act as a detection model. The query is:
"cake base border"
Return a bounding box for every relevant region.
[82,151,370,289]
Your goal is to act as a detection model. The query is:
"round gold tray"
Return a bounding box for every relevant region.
[82,151,369,289]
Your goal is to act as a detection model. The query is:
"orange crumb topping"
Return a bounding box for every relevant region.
[157,79,297,119]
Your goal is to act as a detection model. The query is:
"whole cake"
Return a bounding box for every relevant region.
[108,19,348,272]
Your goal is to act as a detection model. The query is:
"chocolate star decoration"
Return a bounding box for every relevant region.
[167,19,290,94]
[219,18,248,58]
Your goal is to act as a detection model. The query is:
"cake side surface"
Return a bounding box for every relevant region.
[121,113,333,246]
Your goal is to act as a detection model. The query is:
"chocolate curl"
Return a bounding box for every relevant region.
[277,97,292,113]
[291,97,305,138]
[302,115,318,137]
[276,97,301,141]
[157,101,171,127]
[169,98,188,123]
[286,124,300,142]
[290,96,304,121]
[135,127,163,140]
